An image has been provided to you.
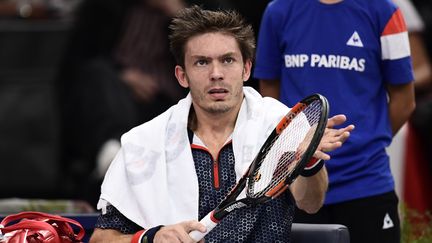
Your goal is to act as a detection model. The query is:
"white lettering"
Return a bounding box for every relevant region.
[285,54,309,68]
[225,202,247,212]
[284,54,365,72]
[284,55,292,67]
[300,54,309,66]
[310,54,320,67]
[358,59,366,71]
[292,55,301,67]
[328,55,337,68]
[349,57,358,70]
[317,55,328,68]
[340,56,350,69]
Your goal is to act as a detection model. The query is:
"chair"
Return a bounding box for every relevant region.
[291,223,350,243]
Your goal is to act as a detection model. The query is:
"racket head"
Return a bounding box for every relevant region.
[246,93,329,202]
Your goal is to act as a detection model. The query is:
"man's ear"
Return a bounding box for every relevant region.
[175,65,189,88]
[243,59,252,82]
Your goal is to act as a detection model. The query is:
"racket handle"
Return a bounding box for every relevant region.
[189,211,218,242]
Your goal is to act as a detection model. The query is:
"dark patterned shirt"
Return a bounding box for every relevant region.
[95,133,295,242]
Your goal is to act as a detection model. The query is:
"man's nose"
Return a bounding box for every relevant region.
[210,62,224,81]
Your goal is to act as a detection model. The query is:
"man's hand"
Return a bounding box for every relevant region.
[314,114,355,160]
[154,220,206,243]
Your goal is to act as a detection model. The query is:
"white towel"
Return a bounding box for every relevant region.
[97,87,289,228]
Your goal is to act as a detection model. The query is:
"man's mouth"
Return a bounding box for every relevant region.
[208,88,228,94]
[208,88,229,99]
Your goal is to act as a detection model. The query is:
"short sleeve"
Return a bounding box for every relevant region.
[95,205,143,234]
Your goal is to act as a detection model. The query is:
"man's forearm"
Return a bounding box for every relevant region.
[290,166,328,214]
[387,82,416,135]
[89,228,133,243]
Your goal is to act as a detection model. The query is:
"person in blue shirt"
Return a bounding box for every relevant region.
[254,0,416,242]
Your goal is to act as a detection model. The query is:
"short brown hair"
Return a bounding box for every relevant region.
[169,5,255,67]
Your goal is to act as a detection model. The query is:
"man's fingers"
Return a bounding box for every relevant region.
[342,124,355,133]
[316,116,355,161]
[331,130,351,143]
[181,221,207,243]
[182,220,207,233]
[326,114,347,128]
[323,128,350,142]
[314,150,331,160]
[154,221,207,243]
[319,130,351,155]
[324,141,342,150]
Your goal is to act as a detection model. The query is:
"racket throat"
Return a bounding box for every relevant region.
[267,184,290,199]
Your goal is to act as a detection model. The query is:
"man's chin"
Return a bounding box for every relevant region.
[206,103,231,114]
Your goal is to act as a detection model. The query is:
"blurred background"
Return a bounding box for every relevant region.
[0,0,270,212]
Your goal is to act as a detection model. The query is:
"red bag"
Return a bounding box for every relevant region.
[0,211,85,243]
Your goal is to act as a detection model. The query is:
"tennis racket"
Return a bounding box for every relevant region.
[189,93,329,242]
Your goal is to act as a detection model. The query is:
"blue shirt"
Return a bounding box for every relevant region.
[254,0,414,204]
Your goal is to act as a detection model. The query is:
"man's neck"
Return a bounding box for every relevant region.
[189,103,241,158]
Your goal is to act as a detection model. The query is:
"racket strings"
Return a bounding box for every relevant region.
[248,100,323,198]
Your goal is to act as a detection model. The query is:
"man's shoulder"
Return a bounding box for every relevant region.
[351,0,398,18]
[120,107,174,143]
[244,86,288,113]
[119,95,191,146]
[266,0,300,14]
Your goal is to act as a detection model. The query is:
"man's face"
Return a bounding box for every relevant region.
[175,32,252,115]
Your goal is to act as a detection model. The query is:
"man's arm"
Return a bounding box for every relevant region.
[260,79,280,99]
[290,166,328,214]
[387,82,416,135]
[90,228,133,243]
[409,33,432,91]
[89,221,206,243]
[260,78,355,213]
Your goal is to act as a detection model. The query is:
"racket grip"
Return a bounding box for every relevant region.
[189,211,218,242]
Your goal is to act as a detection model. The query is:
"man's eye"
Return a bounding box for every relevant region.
[223,57,234,64]
[196,60,208,66]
